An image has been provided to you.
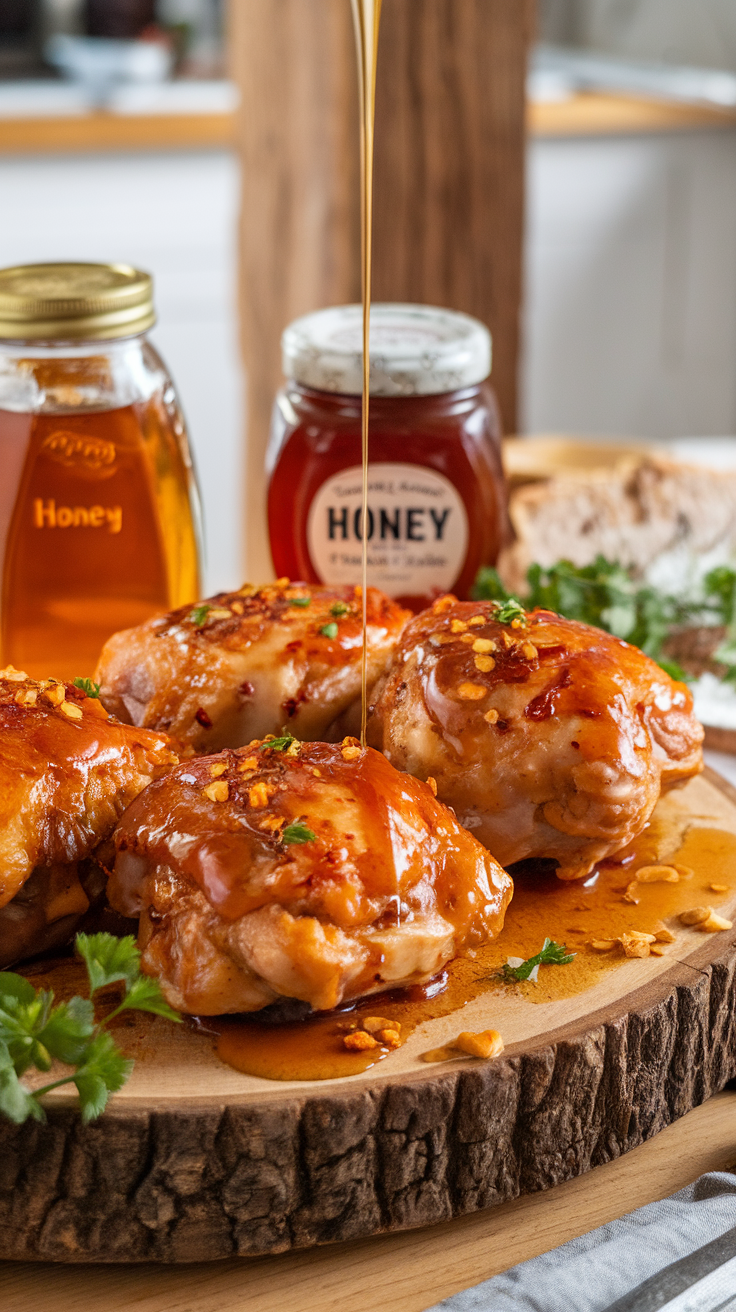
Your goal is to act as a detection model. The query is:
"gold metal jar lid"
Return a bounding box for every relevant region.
[0,262,156,341]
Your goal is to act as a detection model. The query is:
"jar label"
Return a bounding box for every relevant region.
[307,463,469,597]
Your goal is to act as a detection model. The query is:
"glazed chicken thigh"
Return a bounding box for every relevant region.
[0,666,178,968]
[368,599,704,880]
[96,580,409,753]
[108,736,512,1015]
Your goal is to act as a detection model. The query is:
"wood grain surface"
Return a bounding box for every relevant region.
[232,0,531,581]
[1,770,735,1265]
[0,113,235,155]
[529,92,736,138]
[2,1089,735,1312]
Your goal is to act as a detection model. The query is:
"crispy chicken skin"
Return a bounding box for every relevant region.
[0,666,179,968]
[108,737,512,1015]
[368,598,704,880]
[96,580,410,753]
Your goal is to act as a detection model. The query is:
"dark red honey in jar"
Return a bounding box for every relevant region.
[267,303,506,611]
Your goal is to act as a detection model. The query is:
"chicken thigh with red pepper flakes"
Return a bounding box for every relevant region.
[367,598,704,880]
[96,580,410,753]
[0,666,179,968]
[107,736,512,1015]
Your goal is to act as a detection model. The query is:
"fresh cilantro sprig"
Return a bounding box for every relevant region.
[493,597,528,626]
[0,933,180,1126]
[260,732,297,752]
[282,822,316,845]
[501,938,576,983]
[189,604,211,627]
[289,596,311,608]
[73,677,101,699]
[473,556,736,683]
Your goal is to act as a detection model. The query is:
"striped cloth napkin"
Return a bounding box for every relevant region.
[425,1171,736,1312]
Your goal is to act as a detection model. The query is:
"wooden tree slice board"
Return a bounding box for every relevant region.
[2,767,736,1266]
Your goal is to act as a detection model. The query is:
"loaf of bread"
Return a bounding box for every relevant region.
[498,442,736,594]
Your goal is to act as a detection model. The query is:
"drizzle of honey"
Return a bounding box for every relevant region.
[350,0,382,746]
[202,824,736,1082]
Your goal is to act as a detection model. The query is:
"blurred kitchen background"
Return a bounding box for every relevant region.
[1,0,736,593]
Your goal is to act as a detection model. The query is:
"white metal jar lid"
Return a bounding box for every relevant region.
[281,303,492,397]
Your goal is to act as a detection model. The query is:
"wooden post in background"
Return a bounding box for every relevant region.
[231,0,532,581]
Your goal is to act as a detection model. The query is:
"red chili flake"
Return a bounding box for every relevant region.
[195,707,213,728]
[525,668,572,722]
[239,681,255,698]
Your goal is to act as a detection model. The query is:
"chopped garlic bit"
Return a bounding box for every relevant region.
[248,781,271,808]
[421,1029,504,1063]
[207,607,232,621]
[341,737,362,762]
[472,637,495,653]
[484,707,499,725]
[42,682,66,707]
[635,865,679,884]
[457,682,487,701]
[362,1016,401,1034]
[450,619,468,634]
[204,780,229,803]
[15,688,37,706]
[1,665,28,682]
[679,906,712,926]
[474,655,496,674]
[426,775,438,796]
[468,615,486,627]
[59,700,83,721]
[343,1030,378,1052]
[209,761,228,778]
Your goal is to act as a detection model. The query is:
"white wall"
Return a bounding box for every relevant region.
[522,126,736,438]
[0,148,244,595]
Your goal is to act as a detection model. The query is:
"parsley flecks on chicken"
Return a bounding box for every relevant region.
[107,738,512,1016]
[367,598,704,881]
[95,580,410,753]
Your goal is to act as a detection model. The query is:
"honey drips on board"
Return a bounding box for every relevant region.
[197,823,736,1082]
[350,0,382,745]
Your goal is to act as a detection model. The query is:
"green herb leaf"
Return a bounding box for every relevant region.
[320,622,339,639]
[289,596,311,608]
[73,677,101,698]
[501,938,576,983]
[0,1042,45,1124]
[282,823,316,845]
[114,975,182,1022]
[189,604,211,627]
[330,601,349,616]
[36,996,95,1066]
[0,934,180,1127]
[73,1031,133,1124]
[493,598,528,626]
[259,732,296,752]
[76,933,141,996]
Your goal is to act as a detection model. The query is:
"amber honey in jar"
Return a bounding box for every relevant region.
[267,303,506,611]
[0,262,202,680]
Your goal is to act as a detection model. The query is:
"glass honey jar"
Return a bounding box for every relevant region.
[0,262,202,681]
[267,303,506,611]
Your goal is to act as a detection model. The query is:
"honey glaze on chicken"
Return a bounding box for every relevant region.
[368,598,704,880]
[0,666,179,968]
[108,736,512,1016]
[95,579,410,753]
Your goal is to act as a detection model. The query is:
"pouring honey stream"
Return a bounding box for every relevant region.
[351,0,383,747]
